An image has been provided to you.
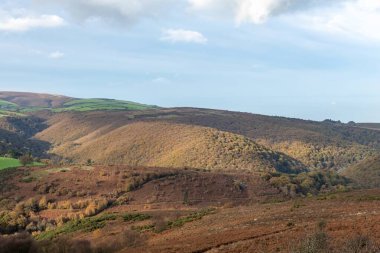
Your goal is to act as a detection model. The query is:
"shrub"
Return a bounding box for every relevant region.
[83,199,109,217]
[342,234,379,253]
[47,202,57,210]
[123,213,151,222]
[38,197,48,210]
[56,201,73,210]
[36,214,117,241]
[292,220,329,253]
[126,172,178,192]
[292,231,329,253]
[166,208,215,230]
[19,155,34,166]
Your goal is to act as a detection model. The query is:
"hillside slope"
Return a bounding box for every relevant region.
[32,108,380,172]
[161,108,379,170]
[0,116,50,157]
[0,92,378,173]
[0,91,156,112]
[342,154,380,188]
[36,115,306,173]
[0,91,70,108]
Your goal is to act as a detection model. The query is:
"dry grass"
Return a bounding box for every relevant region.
[342,154,380,188]
[36,120,305,173]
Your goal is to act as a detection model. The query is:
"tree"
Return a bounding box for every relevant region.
[19,154,33,166]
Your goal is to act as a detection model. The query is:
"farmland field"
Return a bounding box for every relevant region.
[53,98,158,112]
[0,157,44,170]
[0,157,21,170]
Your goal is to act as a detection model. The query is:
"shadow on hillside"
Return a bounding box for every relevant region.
[0,116,52,159]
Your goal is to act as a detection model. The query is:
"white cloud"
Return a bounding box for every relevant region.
[152,77,171,84]
[34,0,175,24]
[188,0,380,41]
[289,0,380,41]
[0,10,64,32]
[188,0,344,24]
[48,51,65,59]
[161,29,207,44]
[11,0,379,42]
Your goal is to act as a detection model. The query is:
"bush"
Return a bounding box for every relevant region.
[292,231,329,253]
[123,213,151,222]
[38,197,48,210]
[19,155,34,166]
[35,213,117,241]
[342,234,379,253]
[292,221,329,253]
[83,199,109,217]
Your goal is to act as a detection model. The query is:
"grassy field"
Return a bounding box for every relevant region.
[0,110,25,118]
[0,97,157,114]
[0,99,19,110]
[0,157,21,170]
[53,99,157,112]
[0,157,44,170]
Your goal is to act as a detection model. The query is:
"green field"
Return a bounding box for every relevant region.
[0,157,44,170]
[0,110,25,118]
[53,98,157,112]
[0,98,157,115]
[0,99,19,110]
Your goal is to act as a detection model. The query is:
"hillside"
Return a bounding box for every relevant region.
[0,164,377,253]
[0,92,378,174]
[160,108,380,170]
[0,91,156,113]
[0,91,70,108]
[36,116,306,173]
[1,92,380,253]
[342,154,380,188]
[357,123,380,131]
[31,107,379,172]
[0,116,50,158]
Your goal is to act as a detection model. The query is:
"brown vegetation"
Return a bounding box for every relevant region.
[36,120,306,173]
[29,108,379,173]
[0,92,71,108]
[342,154,380,188]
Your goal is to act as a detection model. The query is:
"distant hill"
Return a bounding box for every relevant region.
[0,91,378,174]
[0,91,157,113]
[356,123,380,131]
[157,108,380,171]
[36,116,306,173]
[342,154,380,188]
[30,107,380,172]
[0,91,70,108]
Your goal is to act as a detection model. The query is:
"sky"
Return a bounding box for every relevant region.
[0,0,379,122]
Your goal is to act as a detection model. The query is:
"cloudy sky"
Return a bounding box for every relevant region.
[0,0,379,122]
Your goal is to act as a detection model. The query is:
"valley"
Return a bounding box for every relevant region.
[0,92,379,253]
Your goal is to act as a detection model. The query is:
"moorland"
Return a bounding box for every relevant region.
[0,91,379,253]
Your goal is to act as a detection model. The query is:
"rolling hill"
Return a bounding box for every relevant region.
[1,91,380,253]
[0,91,157,113]
[36,117,306,173]
[160,108,380,171]
[0,91,71,108]
[0,91,378,176]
